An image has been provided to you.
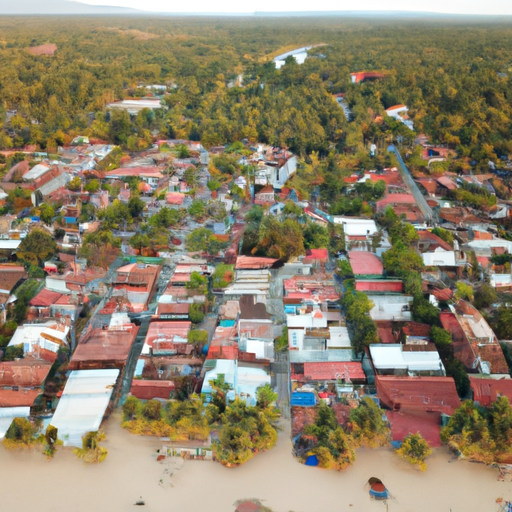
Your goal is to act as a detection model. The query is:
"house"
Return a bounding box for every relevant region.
[350,71,388,84]
[348,251,383,276]
[304,248,328,265]
[8,321,69,362]
[355,279,403,293]
[0,264,27,307]
[107,263,161,313]
[291,361,366,384]
[106,98,165,114]
[68,314,139,370]
[51,369,120,447]
[369,343,445,376]
[376,375,460,414]
[140,320,192,356]
[254,185,275,205]
[0,357,53,409]
[470,377,512,407]
[367,294,413,321]
[385,105,414,130]
[104,167,165,191]
[440,301,508,375]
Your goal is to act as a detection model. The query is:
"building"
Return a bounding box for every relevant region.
[51,369,120,447]
[348,251,383,277]
[470,377,512,407]
[106,98,165,114]
[440,301,508,375]
[369,343,445,376]
[0,264,27,307]
[68,315,139,370]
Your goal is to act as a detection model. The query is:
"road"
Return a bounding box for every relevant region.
[388,144,435,224]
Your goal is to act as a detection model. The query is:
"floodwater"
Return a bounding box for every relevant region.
[1,413,511,512]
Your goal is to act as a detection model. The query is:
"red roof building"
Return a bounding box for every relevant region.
[375,375,461,415]
[355,279,403,293]
[348,251,383,276]
[417,231,453,252]
[304,248,329,263]
[130,380,175,400]
[291,362,366,382]
[166,192,185,205]
[235,256,278,270]
[470,377,512,407]
[376,194,416,212]
[0,358,52,408]
[68,323,139,370]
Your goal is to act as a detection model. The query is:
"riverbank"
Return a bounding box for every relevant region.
[1,412,511,512]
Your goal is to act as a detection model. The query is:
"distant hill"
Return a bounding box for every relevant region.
[0,0,141,15]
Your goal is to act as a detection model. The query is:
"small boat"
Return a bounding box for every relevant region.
[134,497,145,506]
[368,477,389,501]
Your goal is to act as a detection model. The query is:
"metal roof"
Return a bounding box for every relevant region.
[51,369,120,447]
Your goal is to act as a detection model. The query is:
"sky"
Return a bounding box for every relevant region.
[80,0,512,15]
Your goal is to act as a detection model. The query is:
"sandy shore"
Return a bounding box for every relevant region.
[1,413,511,512]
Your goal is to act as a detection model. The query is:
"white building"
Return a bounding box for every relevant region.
[367,294,413,321]
[369,343,445,375]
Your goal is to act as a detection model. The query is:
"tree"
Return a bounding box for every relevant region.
[188,200,206,221]
[337,259,354,278]
[84,179,100,193]
[189,303,205,323]
[67,176,82,191]
[17,228,57,266]
[3,417,36,448]
[256,383,278,410]
[303,222,330,250]
[455,282,474,301]
[73,431,108,463]
[187,329,208,345]
[122,396,141,421]
[488,396,512,452]
[39,203,55,225]
[184,166,199,188]
[396,433,432,471]
[430,326,452,346]
[186,228,225,256]
[186,271,208,293]
[432,227,454,245]
[474,284,498,310]
[412,297,440,325]
[42,424,60,459]
[128,196,145,219]
[349,397,390,447]
[142,399,162,421]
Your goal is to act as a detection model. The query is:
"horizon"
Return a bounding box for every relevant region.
[77,0,512,16]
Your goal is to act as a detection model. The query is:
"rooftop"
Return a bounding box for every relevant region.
[348,251,383,276]
[376,375,460,415]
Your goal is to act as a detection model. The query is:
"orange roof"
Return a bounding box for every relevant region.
[235,256,278,269]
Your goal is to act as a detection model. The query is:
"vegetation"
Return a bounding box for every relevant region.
[3,417,37,448]
[73,431,108,463]
[189,303,205,324]
[348,397,390,448]
[396,433,432,471]
[341,291,378,354]
[212,264,234,289]
[454,282,474,302]
[441,398,512,464]
[17,229,57,267]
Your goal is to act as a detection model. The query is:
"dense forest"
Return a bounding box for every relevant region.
[0,16,511,162]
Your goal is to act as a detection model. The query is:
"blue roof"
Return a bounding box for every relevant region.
[305,455,319,466]
[290,392,317,407]
[220,320,236,327]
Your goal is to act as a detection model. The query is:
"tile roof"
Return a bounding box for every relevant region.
[470,377,512,407]
[235,256,278,269]
[375,375,460,415]
[386,410,442,447]
[0,358,52,387]
[417,230,453,252]
[291,362,366,381]
[376,193,416,211]
[0,389,42,407]
[29,289,63,307]
[305,248,329,261]
[348,251,383,275]
[0,265,26,294]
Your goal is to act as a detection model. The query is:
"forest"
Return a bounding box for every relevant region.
[0,16,511,166]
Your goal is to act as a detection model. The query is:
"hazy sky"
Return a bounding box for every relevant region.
[81,0,512,15]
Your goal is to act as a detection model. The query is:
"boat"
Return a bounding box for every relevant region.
[368,477,389,501]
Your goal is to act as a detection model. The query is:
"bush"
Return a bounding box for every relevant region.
[122,396,141,420]
[3,417,36,447]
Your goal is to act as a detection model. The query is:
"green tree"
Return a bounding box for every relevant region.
[142,400,162,421]
[189,303,205,323]
[67,176,82,191]
[396,433,432,471]
[17,228,57,266]
[474,284,498,310]
[122,396,141,421]
[455,283,474,301]
[256,383,278,410]
[3,417,36,447]
[430,326,452,346]
[84,179,100,193]
[349,396,390,448]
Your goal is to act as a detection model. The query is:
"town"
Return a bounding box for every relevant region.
[1,10,512,511]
